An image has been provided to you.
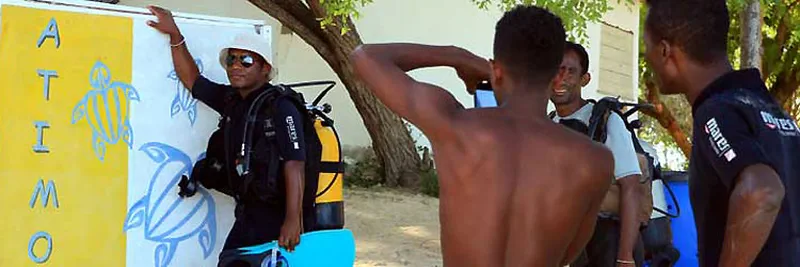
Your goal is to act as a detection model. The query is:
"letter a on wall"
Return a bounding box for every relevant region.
[37,17,60,48]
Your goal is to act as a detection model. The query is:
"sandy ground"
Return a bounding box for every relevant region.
[344,187,444,267]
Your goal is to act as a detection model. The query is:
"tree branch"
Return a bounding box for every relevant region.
[764,8,791,78]
[642,79,693,158]
[275,0,324,36]
[305,0,325,19]
[248,0,338,67]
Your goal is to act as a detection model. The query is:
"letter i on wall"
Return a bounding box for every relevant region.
[0,4,133,266]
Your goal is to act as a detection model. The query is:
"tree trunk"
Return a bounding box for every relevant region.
[640,79,692,158]
[248,0,422,187]
[740,0,762,74]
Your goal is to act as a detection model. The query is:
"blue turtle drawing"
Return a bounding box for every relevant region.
[168,58,202,126]
[71,60,140,161]
[124,142,217,267]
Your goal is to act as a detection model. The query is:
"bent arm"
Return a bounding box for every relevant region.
[617,175,642,263]
[561,196,602,266]
[349,43,488,140]
[602,113,643,263]
[562,147,615,266]
[719,164,784,267]
[169,33,201,90]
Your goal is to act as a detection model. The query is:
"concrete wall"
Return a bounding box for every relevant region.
[118,0,640,148]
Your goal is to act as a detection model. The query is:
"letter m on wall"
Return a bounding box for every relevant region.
[29,179,59,209]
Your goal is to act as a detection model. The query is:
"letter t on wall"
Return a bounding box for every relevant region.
[37,70,57,101]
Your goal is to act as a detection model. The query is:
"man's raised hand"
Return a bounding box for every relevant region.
[146,5,181,39]
[454,52,491,95]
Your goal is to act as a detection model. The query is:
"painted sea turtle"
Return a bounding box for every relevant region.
[71,60,140,161]
[168,58,202,126]
[124,142,217,267]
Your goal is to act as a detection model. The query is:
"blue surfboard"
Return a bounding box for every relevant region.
[218,229,356,267]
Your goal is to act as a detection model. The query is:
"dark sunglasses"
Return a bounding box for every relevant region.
[225,54,257,69]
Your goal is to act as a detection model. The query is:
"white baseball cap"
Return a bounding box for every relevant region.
[219,33,278,81]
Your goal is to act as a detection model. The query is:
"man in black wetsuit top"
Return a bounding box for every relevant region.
[643,0,799,266]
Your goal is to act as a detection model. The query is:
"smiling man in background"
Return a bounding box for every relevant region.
[550,41,646,267]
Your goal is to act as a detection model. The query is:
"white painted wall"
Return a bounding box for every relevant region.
[118,0,640,149]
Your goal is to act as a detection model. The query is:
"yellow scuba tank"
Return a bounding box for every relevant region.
[314,118,345,229]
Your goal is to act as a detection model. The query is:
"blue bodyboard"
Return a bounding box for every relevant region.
[219,229,356,267]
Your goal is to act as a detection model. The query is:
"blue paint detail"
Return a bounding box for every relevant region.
[33,121,50,153]
[36,18,60,48]
[168,58,202,126]
[37,70,58,101]
[28,231,53,263]
[71,60,139,161]
[124,142,217,267]
[29,179,59,209]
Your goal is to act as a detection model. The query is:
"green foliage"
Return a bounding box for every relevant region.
[762,0,800,96]
[320,0,634,44]
[318,0,374,34]
[342,143,441,197]
[342,146,383,188]
[419,168,439,198]
[472,0,634,44]
[638,0,800,168]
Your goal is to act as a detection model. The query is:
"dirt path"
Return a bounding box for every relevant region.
[344,187,443,267]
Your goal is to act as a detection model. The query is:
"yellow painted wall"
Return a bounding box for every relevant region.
[0,5,131,266]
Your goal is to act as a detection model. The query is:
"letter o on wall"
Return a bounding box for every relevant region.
[28,231,53,263]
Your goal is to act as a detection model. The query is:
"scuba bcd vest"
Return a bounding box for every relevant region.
[178,80,346,231]
[549,97,676,223]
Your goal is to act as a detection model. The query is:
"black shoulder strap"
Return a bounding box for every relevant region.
[239,85,310,199]
[219,90,239,200]
[548,110,557,120]
[269,87,306,119]
[587,98,612,143]
[236,87,281,199]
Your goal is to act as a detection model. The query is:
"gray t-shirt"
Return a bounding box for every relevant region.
[552,102,642,179]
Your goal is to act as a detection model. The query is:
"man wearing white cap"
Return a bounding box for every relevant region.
[146,5,313,263]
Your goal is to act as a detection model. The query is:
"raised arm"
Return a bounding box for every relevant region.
[719,164,784,267]
[349,43,490,140]
[147,5,200,90]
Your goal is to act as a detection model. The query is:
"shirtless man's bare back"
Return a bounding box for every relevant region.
[349,6,614,267]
